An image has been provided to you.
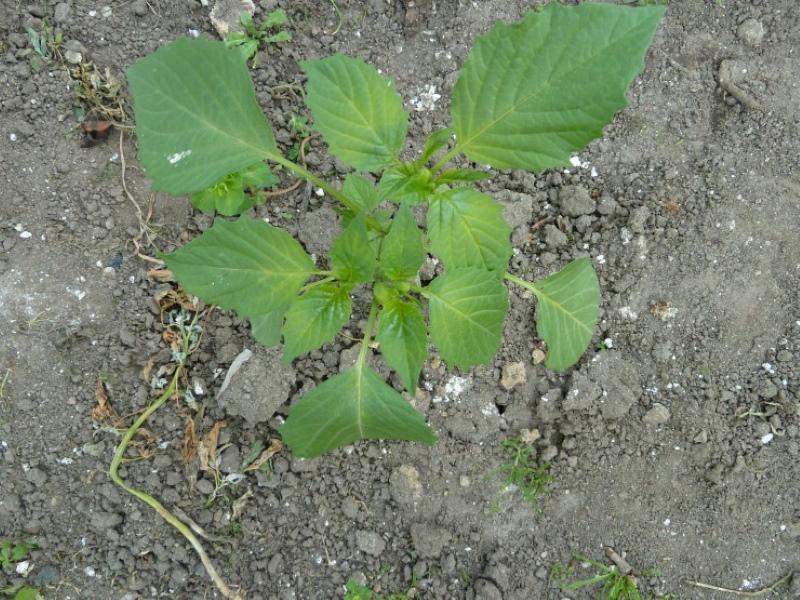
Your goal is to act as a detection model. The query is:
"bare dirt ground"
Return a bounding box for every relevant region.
[1,1,798,598]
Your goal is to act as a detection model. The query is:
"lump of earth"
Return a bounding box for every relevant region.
[217,346,295,425]
[410,523,451,558]
[558,185,595,216]
[643,403,671,426]
[296,205,340,257]
[500,361,526,391]
[355,530,386,556]
[583,352,642,420]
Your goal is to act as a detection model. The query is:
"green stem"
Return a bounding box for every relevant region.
[300,275,336,293]
[357,302,379,365]
[269,153,357,212]
[269,154,388,234]
[504,271,539,294]
[432,145,462,174]
[108,324,243,599]
[408,283,429,298]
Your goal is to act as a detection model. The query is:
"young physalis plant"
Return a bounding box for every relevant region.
[128,3,665,457]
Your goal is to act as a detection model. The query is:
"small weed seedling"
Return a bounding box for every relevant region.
[343,578,412,600]
[224,8,291,67]
[0,538,40,600]
[25,19,62,61]
[486,437,552,512]
[551,553,673,600]
[128,3,665,458]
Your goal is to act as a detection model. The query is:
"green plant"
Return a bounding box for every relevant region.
[25,19,62,61]
[551,555,673,600]
[486,437,552,511]
[128,3,665,458]
[343,578,410,600]
[0,538,40,600]
[224,8,290,67]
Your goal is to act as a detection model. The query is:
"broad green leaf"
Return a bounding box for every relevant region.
[427,268,508,369]
[427,188,512,272]
[248,309,285,347]
[529,257,600,370]
[379,163,435,205]
[436,168,492,184]
[331,214,377,283]
[379,204,425,281]
[377,299,427,392]
[282,285,352,362]
[419,127,453,164]
[451,3,665,171]
[303,54,408,171]
[343,174,382,213]
[13,587,41,600]
[164,217,315,315]
[240,162,279,189]
[280,363,437,457]
[128,38,279,195]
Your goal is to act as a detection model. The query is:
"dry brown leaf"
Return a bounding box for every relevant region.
[155,288,196,313]
[141,358,155,384]
[162,328,181,351]
[182,415,198,464]
[198,420,226,475]
[243,439,283,473]
[231,490,254,521]
[92,378,114,421]
[132,427,156,459]
[146,268,175,283]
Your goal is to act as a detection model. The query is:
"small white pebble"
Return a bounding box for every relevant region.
[16,561,31,575]
[19,231,32,239]
[84,566,96,577]
[315,188,325,197]
[9,133,17,142]
[603,337,613,348]
[761,433,774,444]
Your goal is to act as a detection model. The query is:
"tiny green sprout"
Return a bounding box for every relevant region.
[128,2,665,458]
[190,163,279,216]
[343,579,411,600]
[0,538,41,600]
[551,554,673,600]
[25,19,62,61]
[486,437,552,512]
[225,8,291,67]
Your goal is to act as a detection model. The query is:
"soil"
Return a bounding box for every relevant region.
[1,1,799,599]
